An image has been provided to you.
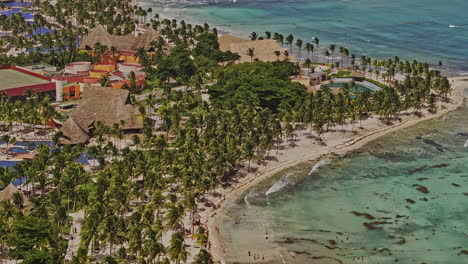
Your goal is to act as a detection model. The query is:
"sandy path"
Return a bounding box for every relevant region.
[65,210,85,260]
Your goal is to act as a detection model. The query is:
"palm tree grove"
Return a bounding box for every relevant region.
[0,1,457,264]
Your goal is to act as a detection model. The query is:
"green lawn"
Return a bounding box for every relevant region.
[0,69,50,90]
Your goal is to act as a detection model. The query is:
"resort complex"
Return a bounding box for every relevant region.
[0,1,466,264]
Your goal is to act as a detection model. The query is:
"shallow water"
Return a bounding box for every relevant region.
[139,0,468,73]
[218,88,468,263]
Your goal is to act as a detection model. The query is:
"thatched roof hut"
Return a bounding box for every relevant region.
[59,86,144,144]
[79,25,161,52]
[0,183,19,203]
[218,34,293,63]
[0,183,31,209]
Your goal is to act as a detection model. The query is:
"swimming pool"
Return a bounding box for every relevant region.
[328,82,377,92]
[0,8,33,20]
[9,147,29,154]
[0,160,20,168]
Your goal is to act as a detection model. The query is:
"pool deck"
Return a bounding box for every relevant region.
[331,77,383,91]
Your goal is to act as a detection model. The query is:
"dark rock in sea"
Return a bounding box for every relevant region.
[412,184,430,194]
[351,211,376,220]
[409,167,426,174]
[457,250,468,255]
[452,183,461,187]
[377,210,392,214]
[405,199,416,204]
[457,133,468,137]
[394,237,406,245]
[293,250,312,255]
[436,147,445,152]
[464,193,468,196]
[421,197,428,201]
[277,238,295,244]
[329,240,337,245]
[396,214,407,219]
[417,177,428,181]
[369,221,393,225]
[431,163,449,168]
[421,138,444,148]
[363,221,391,231]
[364,222,383,230]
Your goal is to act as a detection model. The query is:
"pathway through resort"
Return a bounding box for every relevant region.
[65,210,84,261]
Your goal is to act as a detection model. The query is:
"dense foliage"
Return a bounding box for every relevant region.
[209,61,305,111]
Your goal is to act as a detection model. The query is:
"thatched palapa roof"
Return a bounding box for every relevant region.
[218,34,294,63]
[59,86,143,144]
[79,25,161,51]
[0,184,19,203]
[0,183,31,209]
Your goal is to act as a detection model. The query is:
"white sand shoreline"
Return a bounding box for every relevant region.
[204,77,467,263]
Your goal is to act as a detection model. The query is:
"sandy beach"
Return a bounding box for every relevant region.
[201,76,467,264]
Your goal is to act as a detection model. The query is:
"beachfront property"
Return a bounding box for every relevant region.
[293,68,328,86]
[0,66,60,100]
[218,34,293,63]
[58,86,144,144]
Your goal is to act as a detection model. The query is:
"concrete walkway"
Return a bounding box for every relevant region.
[65,210,85,260]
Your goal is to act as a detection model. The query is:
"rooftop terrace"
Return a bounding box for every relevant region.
[0,68,50,90]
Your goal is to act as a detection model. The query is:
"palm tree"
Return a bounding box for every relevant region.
[264,31,272,39]
[329,44,336,65]
[167,232,188,264]
[343,48,350,67]
[350,54,356,68]
[312,37,320,59]
[110,46,118,62]
[285,34,294,53]
[295,39,303,60]
[249,32,258,40]
[324,50,331,64]
[273,33,284,47]
[339,46,345,68]
[274,50,281,61]
[135,47,148,64]
[305,42,314,60]
[100,76,110,87]
[247,48,255,62]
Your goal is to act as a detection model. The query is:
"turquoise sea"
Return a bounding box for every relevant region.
[139,0,468,73]
[218,86,468,263]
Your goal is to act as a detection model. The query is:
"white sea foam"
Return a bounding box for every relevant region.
[464,139,468,148]
[265,171,295,196]
[308,160,330,175]
[244,189,254,207]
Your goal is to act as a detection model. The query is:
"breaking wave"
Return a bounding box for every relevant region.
[464,139,468,148]
[308,160,330,175]
[140,0,233,8]
[265,171,295,196]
